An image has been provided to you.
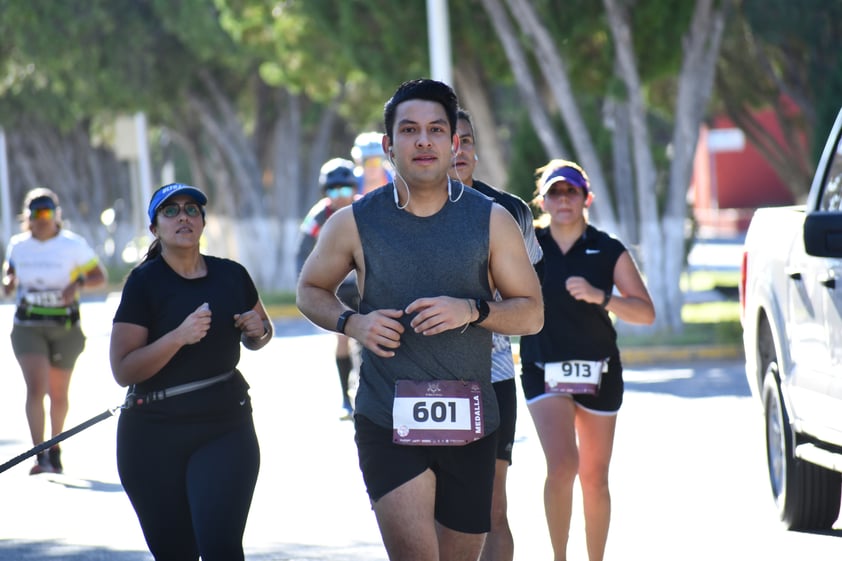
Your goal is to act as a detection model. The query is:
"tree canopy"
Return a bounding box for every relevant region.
[0,0,833,323]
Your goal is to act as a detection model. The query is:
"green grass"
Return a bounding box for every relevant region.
[680,270,741,347]
[682,300,740,324]
[680,269,740,292]
[618,317,741,348]
[261,291,297,307]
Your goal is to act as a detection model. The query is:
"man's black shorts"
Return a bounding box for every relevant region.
[354,414,496,534]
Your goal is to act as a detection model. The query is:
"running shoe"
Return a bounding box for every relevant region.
[29,451,53,475]
[48,445,63,474]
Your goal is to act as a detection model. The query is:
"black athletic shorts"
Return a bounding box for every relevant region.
[354,414,496,534]
[520,357,624,413]
[492,378,517,464]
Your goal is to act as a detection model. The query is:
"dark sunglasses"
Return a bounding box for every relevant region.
[158,202,202,218]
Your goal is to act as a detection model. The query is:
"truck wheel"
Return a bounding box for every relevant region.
[762,364,841,530]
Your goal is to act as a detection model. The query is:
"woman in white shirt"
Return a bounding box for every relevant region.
[2,187,107,475]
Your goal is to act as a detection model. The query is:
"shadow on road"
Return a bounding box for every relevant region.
[794,528,842,539]
[0,540,387,561]
[0,542,150,561]
[624,361,751,399]
[39,474,124,493]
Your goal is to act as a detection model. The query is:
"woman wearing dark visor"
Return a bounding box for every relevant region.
[2,187,107,475]
[110,182,273,561]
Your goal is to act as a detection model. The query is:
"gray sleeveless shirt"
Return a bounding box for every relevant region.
[352,184,498,433]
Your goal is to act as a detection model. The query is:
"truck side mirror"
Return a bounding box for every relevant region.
[804,211,842,257]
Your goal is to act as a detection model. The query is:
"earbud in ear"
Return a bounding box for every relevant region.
[474,154,479,162]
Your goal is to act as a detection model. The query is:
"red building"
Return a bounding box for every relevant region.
[691,107,797,237]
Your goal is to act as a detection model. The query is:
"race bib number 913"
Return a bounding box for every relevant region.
[392,380,484,446]
[544,359,608,396]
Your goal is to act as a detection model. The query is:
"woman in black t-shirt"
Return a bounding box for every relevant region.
[110,183,273,561]
[520,160,654,561]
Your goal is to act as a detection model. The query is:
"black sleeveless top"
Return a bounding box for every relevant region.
[520,224,625,364]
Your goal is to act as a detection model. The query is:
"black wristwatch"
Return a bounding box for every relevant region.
[336,310,357,334]
[471,298,490,325]
[601,290,612,308]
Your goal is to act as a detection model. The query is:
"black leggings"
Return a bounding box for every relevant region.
[117,411,260,561]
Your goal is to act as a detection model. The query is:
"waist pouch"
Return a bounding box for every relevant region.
[16,304,80,325]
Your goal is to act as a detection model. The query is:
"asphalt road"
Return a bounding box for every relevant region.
[0,297,840,560]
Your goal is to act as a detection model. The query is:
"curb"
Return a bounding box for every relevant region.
[267,304,301,319]
[619,344,744,366]
[267,306,744,366]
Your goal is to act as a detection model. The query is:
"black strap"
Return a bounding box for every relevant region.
[124,371,235,409]
[0,408,118,475]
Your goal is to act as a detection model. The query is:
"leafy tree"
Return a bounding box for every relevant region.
[480,0,731,332]
[715,0,842,199]
[1,0,827,308]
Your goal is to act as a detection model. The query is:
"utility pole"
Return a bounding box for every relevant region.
[0,128,12,249]
[427,0,452,86]
[114,112,154,262]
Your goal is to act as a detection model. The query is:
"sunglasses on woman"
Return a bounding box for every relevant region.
[30,208,56,221]
[326,186,356,199]
[158,202,203,218]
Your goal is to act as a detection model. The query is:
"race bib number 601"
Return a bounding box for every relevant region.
[392,380,484,446]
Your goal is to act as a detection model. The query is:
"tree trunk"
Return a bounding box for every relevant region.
[603,0,731,332]
[604,96,638,245]
[188,92,263,214]
[664,0,730,331]
[506,0,618,234]
[305,88,345,215]
[479,0,569,163]
[269,92,304,292]
[165,125,211,197]
[453,62,509,190]
[603,0,666,331]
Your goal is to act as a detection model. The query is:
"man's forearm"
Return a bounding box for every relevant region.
[474,296,543,336]
[297,285,350,333]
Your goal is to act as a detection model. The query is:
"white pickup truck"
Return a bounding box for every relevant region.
[740,107,842,530]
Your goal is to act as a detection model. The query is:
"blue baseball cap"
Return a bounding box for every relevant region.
[148,183,208,223]
[539,165,590,196]
[28,195,57,211]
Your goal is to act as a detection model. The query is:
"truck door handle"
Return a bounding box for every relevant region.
[818,273,836,289]
[785,266,802,280]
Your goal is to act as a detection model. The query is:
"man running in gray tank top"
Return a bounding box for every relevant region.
[297,78,543,561]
